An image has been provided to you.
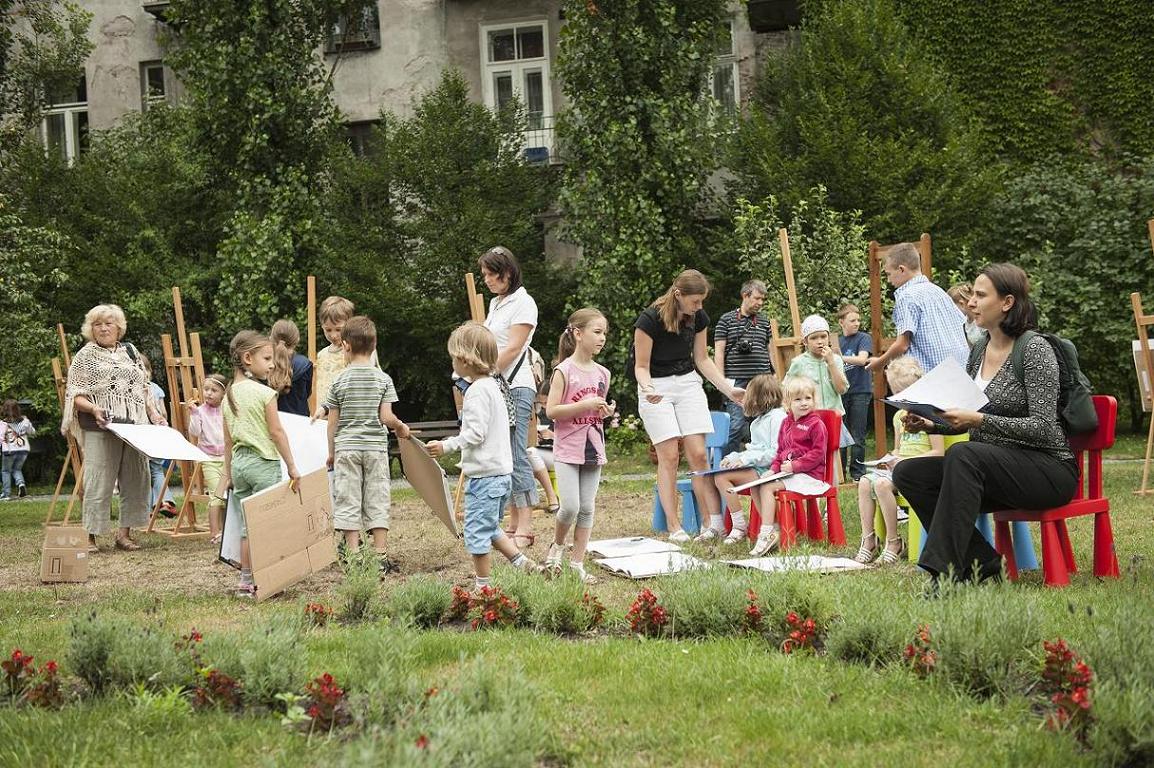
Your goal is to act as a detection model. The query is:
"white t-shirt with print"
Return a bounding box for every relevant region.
[484,285,538,391]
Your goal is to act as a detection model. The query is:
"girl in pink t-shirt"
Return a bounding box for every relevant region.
[544,308,613,583]
[189,374,228,543]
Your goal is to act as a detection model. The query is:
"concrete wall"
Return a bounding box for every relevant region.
[78,1,168,129]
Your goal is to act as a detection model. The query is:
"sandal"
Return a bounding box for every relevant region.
[876,537,905,565]
[853,535,878,564]
[510,533,536,548]
[115,537,142,552]
[546,503,560,515]
[209,533,223,545]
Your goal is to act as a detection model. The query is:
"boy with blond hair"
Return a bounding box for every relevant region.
[314,295,381,418]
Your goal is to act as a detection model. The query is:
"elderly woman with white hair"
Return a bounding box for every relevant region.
[62,304,167,552]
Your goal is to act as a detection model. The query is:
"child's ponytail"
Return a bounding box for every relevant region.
[267,319,299,394]
[226,330,271,416]
[553,307,607,365]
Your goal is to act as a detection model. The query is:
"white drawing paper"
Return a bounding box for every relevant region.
[106,423,212,462]
[883,356,989,414]
[727,471,792,494]
[586,537,681,559]
[724,556,870,573]
[594,551,708,579]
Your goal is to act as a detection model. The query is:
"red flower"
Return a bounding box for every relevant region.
[416,734,429,749]
[43,661,58,675]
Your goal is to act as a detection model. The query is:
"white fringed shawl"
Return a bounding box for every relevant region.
[61,342,151,435]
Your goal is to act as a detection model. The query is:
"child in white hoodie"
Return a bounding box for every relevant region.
[427,322,542,590]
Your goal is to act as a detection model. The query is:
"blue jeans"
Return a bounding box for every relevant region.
[723,379,751,455]
[2,451,28,496]
[841,392,871,479]
[149,457,176,507]
[464,474,512,555]
[510,387,539,508]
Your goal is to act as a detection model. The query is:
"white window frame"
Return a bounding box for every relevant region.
[479,20,553,125]
[709,19,740,113]
[140,60,170,111]
[41,97,87,166]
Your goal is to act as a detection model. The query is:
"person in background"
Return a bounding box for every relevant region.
[1,399,35,500]
[713,279,773,455]
[837,304,872,481]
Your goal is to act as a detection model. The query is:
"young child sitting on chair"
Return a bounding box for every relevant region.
[854,356,945,564]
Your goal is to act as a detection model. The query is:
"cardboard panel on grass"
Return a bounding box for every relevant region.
[41,526,90,583]
[243,468,336,602]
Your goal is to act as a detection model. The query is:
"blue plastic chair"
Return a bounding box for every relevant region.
[909,512,1039,571]
[652,411,730,534]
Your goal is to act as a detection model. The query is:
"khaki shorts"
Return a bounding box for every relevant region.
[332,449,392,531]
[637,372,714,445]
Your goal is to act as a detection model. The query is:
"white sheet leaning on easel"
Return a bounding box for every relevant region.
[105,423,212,462]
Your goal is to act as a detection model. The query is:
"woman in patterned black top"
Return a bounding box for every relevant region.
[893,263,1078,586]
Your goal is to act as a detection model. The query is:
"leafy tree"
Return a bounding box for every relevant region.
[163,0,368,332]
[976,156,1154,431]
[322,70,558,419]
[733,0,996,268]
[733,187,871,335]
[556,0,731,401]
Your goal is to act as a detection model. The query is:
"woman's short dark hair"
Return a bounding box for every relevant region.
[980,263,1037,337]
[478,246,522,293]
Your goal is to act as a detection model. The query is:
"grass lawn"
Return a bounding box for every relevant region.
[1,449,1152,767]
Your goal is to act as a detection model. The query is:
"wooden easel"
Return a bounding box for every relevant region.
[306,275,317,413]
[46,324,84,526]
[147,287,211,537]
[1133,285,1154,496]
[767,228,804,377]
[452,273,487,520]
[867,233,933,456]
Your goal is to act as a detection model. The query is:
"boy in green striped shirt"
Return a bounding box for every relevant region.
[325,316,410,574]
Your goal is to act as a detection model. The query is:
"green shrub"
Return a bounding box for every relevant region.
[339,656,549,766]
[825,582,916,667]
[239,617,305,708]
[1090,680,1154,766]
[929,586,1042,699]
[388,576,452,629]
[338,628,422,729]
[526,576,606,635]
[491,568,541,626]
[752,570,837,646]
[659,568,754,638]
[338,547,381,624]
[67,613,188,694]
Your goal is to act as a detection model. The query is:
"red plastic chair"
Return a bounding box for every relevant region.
[993,395,1119,588]
[743,409,847,549]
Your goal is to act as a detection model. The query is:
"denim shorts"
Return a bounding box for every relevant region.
[463,474,512,555]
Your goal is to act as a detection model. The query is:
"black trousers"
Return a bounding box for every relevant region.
[892,442,1078,580]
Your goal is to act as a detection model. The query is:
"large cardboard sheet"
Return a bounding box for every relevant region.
[1134,339,1154,412]
[586,536,681,559]
[40,526,89,583]
[594,551,709,579]
[106,423,211,462]
[724,556,870,574]
[398,436,459,537]
[243,468,336,601]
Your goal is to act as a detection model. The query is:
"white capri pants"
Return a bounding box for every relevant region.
[555,462,601,529]
[637,371,713,445]
[526,446,554,473]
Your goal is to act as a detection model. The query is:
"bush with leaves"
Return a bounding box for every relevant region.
[239,617,306,709]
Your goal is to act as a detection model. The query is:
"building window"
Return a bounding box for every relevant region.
[41,74,88,165]
[480,21,554,162]
[710,20,740,113]
[326,5,381,53]
[345,120,378,157]
[140,60,169,110]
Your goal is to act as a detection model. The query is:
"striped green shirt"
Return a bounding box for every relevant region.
[325,364,399,452]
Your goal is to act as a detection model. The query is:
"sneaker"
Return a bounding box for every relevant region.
[17,484,27,498]
[668,529,691,544]
[723,527,748,545]
[378,554,400,576]
[693,527,722,544]
[0,495,8,502]
[749,527,780,557]
[544,543,565,576]
[516,556,545,575]
[234,583,256,600]
[159,500,177,519]
[897,508,909,523]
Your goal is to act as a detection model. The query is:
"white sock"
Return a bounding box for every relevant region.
[710,514,725,532]
[510,552,527,568]
[568,560,585,574]
[475,576,491,589]
[730,511,747,530]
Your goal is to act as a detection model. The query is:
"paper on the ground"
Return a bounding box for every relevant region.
[586,536,681,559]
[882,356,988,417]
[724,555,870,573]
[595,551,708,579]
[727,471,792,494]
[106,423,212,462]
[279,413,329,475]
[862,453,899,467]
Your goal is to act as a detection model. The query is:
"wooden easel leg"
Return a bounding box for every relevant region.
[453,473,467,522]
[147,462,178,532]
[63,473,83,525]
[1137,411,1154,496]
[46,446,73,525]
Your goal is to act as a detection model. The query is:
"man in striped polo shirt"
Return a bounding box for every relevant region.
[713,280,774,455]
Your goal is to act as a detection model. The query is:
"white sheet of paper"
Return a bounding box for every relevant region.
[728,471,792,494]
[862,453,898,467]
[884,356,989,413]
[594,551,708,579]
[586,537,681,559]
[106,423,212,462]
[724,556,870,573]
[278,413,329,475]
